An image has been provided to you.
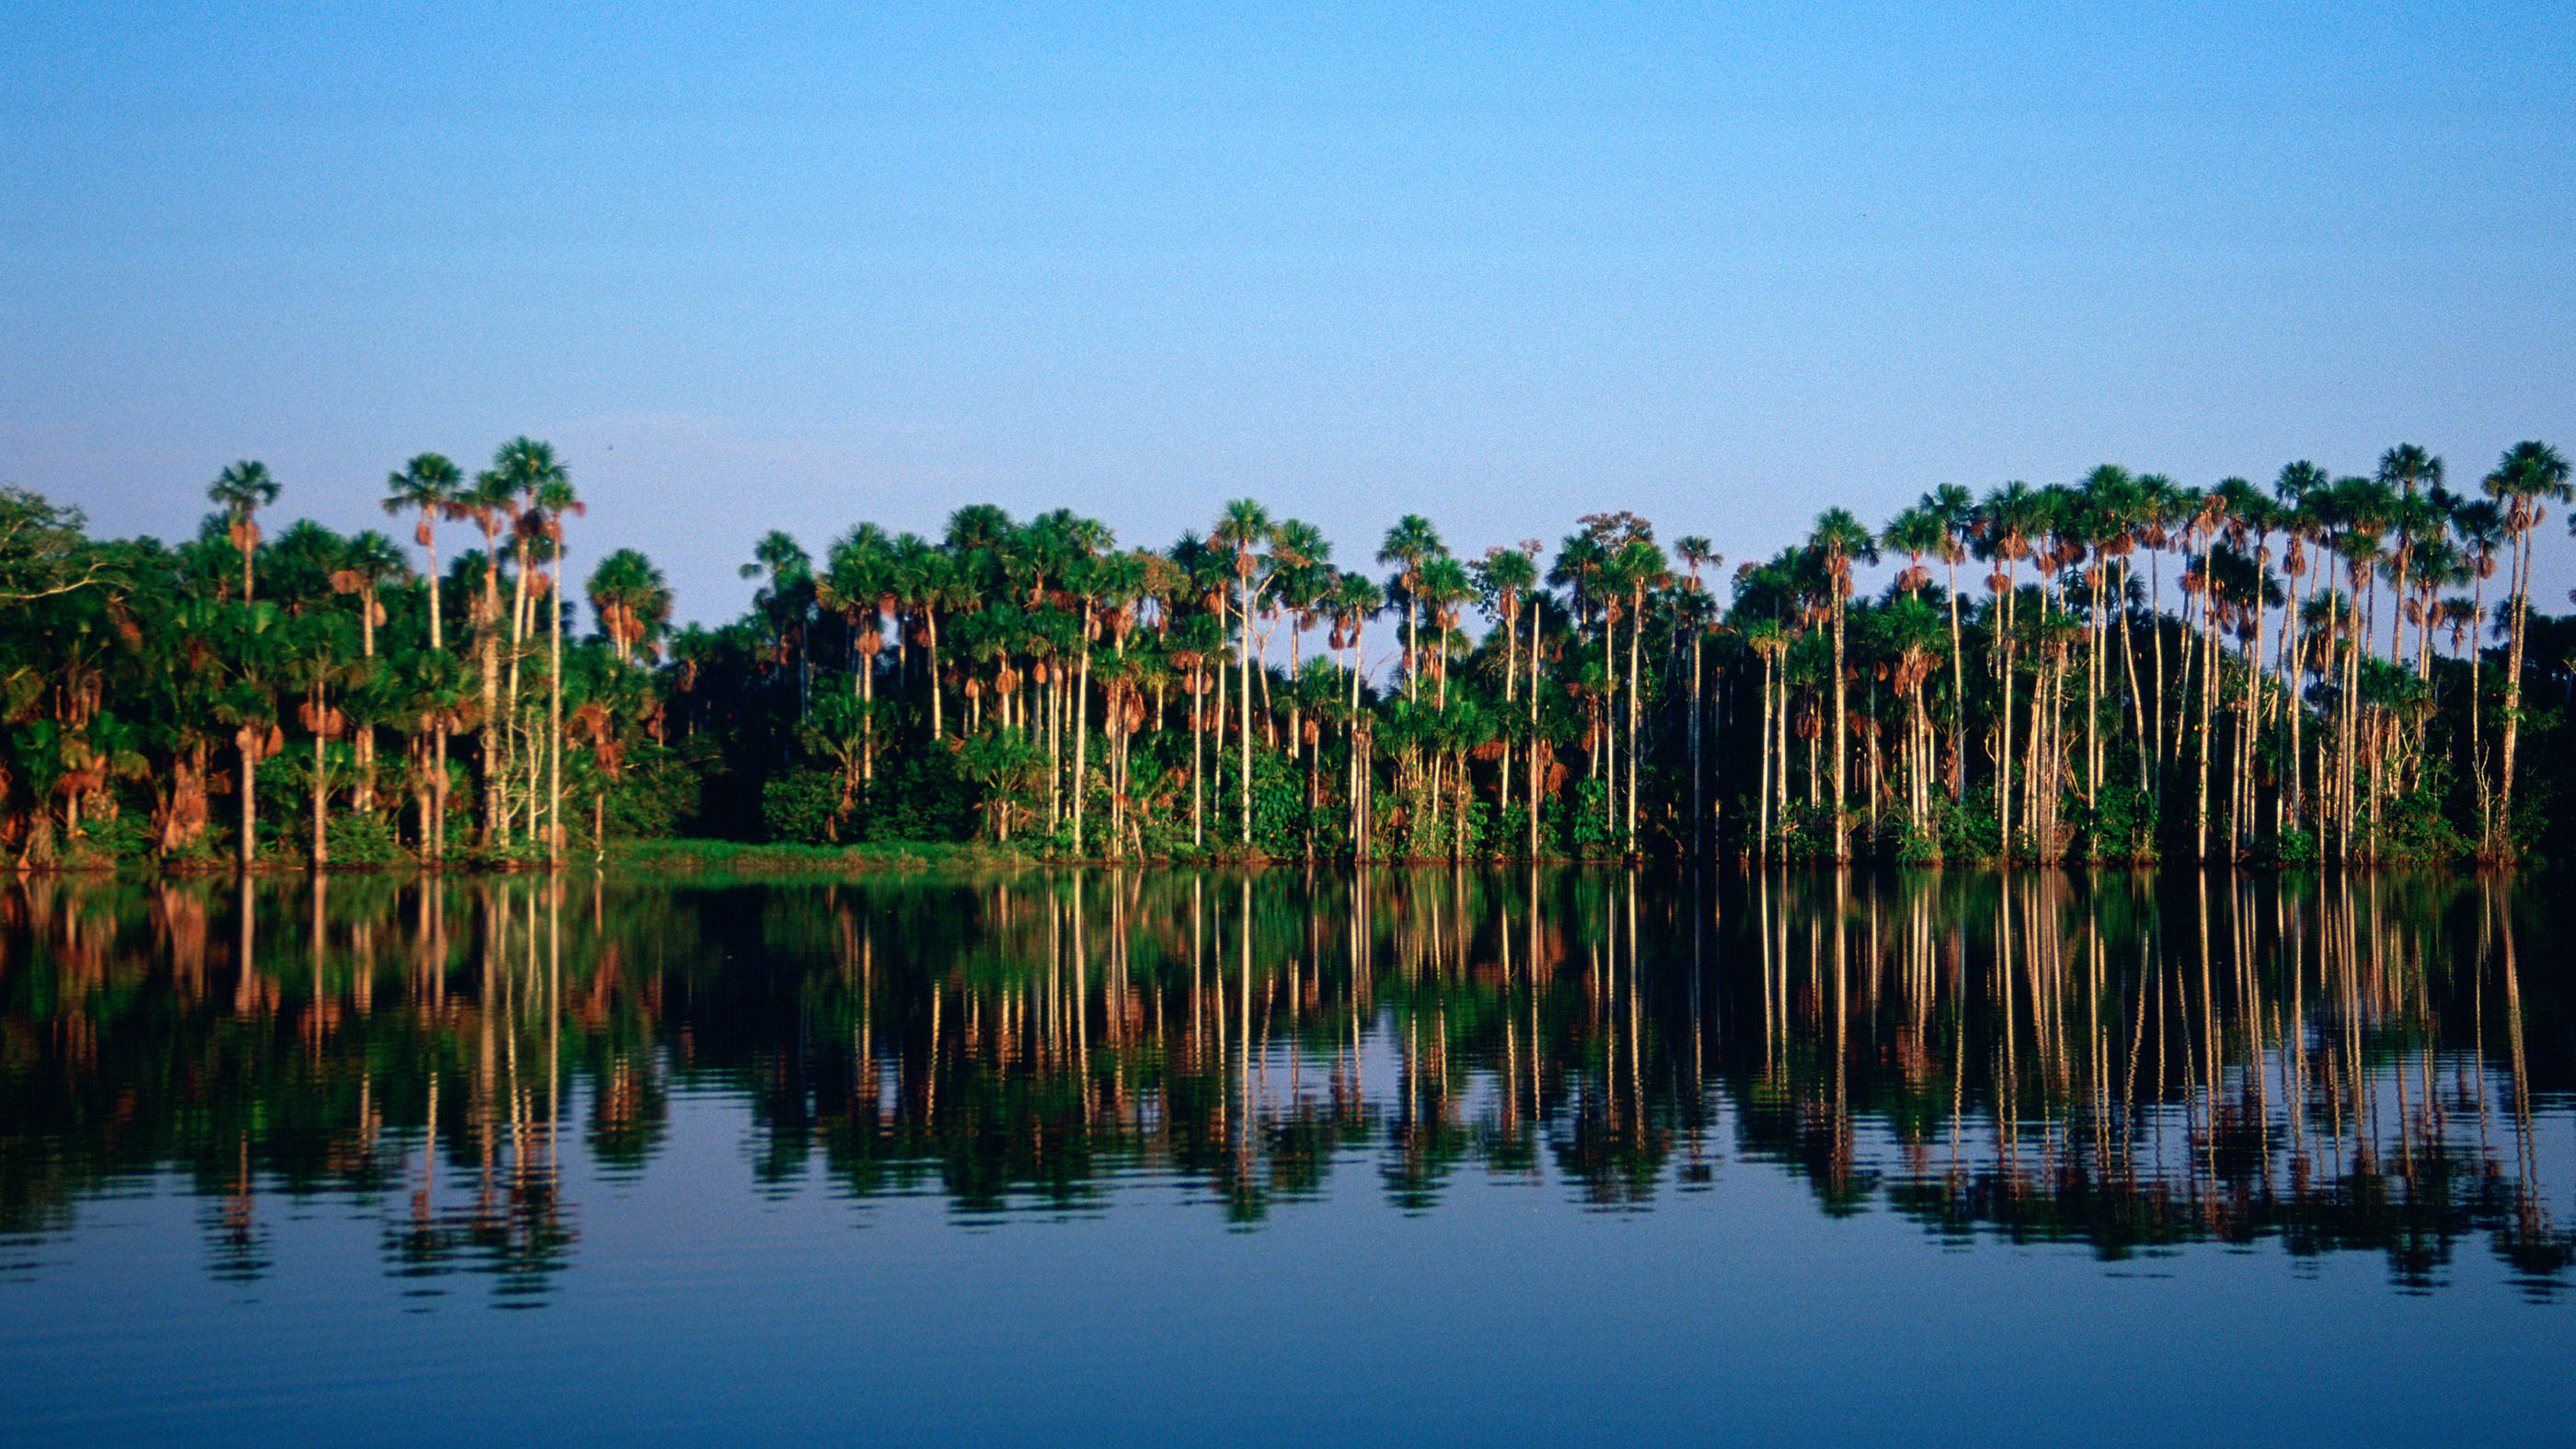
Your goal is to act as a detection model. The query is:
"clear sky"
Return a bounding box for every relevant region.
[6,2,2570,623]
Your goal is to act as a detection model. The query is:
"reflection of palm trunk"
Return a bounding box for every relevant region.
[234,872,258,1011]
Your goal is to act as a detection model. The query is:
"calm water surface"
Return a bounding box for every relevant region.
[2,868,2570,1445]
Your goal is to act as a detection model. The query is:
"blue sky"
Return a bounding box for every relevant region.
[6,2,2570,621]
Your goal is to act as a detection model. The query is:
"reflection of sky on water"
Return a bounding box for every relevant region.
[0,871,2570,1443]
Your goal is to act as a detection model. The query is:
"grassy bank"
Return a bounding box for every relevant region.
[603,837,1048,878]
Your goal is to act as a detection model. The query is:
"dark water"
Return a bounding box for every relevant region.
[2,868,2570,1445]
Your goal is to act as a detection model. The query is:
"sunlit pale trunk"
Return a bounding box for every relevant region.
[1526,604,1540,860]
[2496,524,2532,857]
[508,536,532,841]
[1757,650,1775,861]
[477,531,504,847]
[926,611,945,740]
[1626,583,1643,853]
[548,569,563,868]
[1946,558,1965,802]
[1239,592,1253,849]
[1074,606,1092,853]
[237,726,260,872]
[1829,588,1847,862]
[310,709,328,868]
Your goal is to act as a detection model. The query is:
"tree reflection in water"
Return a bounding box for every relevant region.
[0,868,2566,1303]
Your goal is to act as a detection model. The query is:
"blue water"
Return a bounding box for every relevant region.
[2,870,2567,1445]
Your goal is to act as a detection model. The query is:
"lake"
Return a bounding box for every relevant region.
[2,868,2569,1445]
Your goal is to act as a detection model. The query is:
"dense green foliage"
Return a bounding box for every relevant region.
[6,439,2576,868]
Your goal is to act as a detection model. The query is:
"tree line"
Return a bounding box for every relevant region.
[5,437,2575,868]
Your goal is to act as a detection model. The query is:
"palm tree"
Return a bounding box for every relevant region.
[2445,494,2506,823]
[740,529,813,717]
[2377,444,2444,664]
[1269,518,1333,768]
[328,530,408,811]
[1671,537,1718,854]
[1474,546,1542,850]
[1212,499,1275,848]
[382,454,460,650]
[2483,440,2571,856]
[457,463,520,845]
[1920,484,1976,801]
[1417,554,1475,712]
[1332,570,1386,855]
[1375,515,1443,702]
[1805,508,1878,861]
[526,472,581,865]
[1973,482,2040,855]
[207,461,281,603]
[587,548,673,668]
[209,601,283,871]
[1611,535,1668,851]
[1054,514,1113,850]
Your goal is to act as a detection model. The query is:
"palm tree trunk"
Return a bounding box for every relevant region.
[479,547,502,847]
[2497,526,2532,856]
[1238,597,1253,850]
[311,722,328,868]
[1757,650,1774,861]
[1830,594,1847,863]
[1689,626,1703,857]
[1074,608,1092,854]
[1626,585,1642,853]
[926,611,945,740]
[2471,569,2489,837]
[548,570,563,868]
[238,729,259,872]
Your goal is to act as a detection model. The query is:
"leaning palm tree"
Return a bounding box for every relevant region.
[207,460,281,603]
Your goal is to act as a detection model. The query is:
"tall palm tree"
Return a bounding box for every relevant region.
[382,454,460,650]
[1805,508,1878,861]
[1612,535,1668,851]
[526,472,581,865]
[1212,499,1275,847]
[2377,444,2444,665]
[328,530,408,811]
[207,460,281,603]
[2483,440,2571,856]
[1474,546,1541,850]
[457,463,520,845]
[1332,570,1386,855]
[209,601,283,871]
[1055,514,1113,850]
[1375,514,1444,702]
[1417,553,1476,711]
